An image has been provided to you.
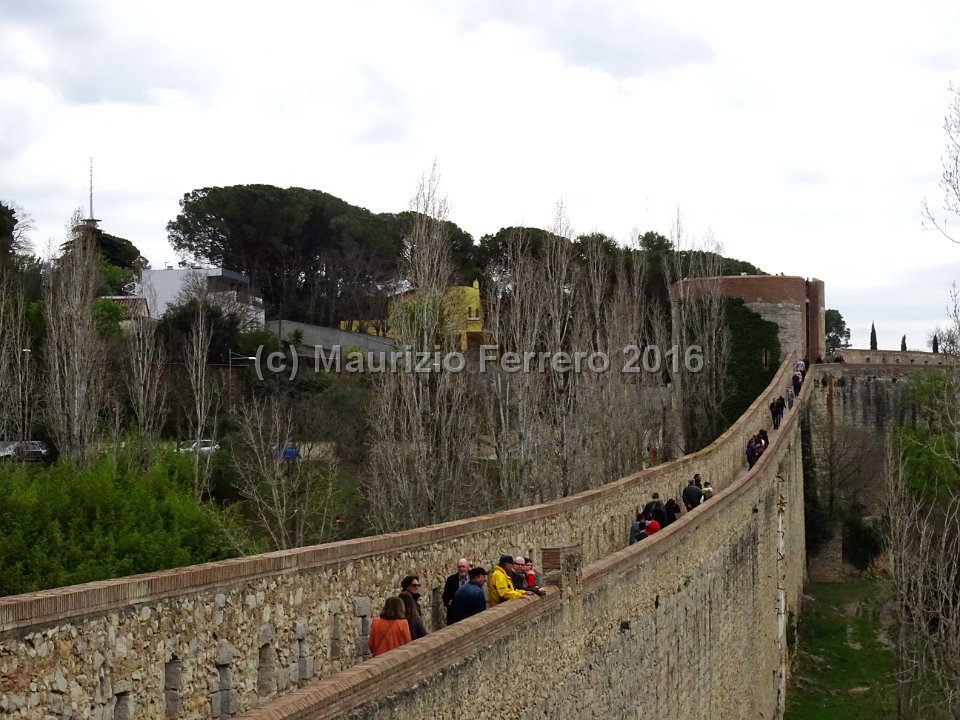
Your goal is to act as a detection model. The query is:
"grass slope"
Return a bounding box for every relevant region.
[786,579,896,720]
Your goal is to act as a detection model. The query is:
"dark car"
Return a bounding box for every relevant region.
[0,440,51,462]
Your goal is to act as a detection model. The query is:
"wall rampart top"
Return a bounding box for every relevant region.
[674,275,811,305]
[0,354,799,635]
[837,348,960,366]
[238,370,811,720]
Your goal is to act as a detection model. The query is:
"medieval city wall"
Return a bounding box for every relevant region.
[0,357,800,720]
[244,374,807,720]
[804,361,952,581]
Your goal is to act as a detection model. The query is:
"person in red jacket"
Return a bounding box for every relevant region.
[645,518,661,535]
[369,596,411,657]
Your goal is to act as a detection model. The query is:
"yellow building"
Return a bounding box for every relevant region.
[340,280,484,351]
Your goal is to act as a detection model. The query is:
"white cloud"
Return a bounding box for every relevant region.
[3,0,960,345]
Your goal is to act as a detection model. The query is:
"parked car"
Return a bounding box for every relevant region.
[0,440,51,462]
[178,439,220,454]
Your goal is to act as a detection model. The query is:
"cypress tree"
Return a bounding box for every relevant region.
[933,334,940,353]
[870,322,878,351]
[901,335,907,351]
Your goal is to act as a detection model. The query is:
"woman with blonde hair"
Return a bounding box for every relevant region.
[368,596,411,657]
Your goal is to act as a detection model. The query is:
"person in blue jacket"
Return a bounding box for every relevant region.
[448,567,488,624]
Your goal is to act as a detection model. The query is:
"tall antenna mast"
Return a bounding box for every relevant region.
[83,156,100,229]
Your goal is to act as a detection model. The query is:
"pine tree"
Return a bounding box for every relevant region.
[870,322,878,351]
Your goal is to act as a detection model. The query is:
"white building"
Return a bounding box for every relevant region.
[137,268,265,327]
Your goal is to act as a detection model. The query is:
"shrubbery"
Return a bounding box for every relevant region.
[0,449,240,596]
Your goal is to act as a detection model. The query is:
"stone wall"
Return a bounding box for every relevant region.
[803,361,951,576]
[241,377,807,720]
[0,357,799,720]
[837,348,960,367]
[673,275,825,360]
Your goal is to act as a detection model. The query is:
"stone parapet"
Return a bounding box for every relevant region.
[0,356,800,719]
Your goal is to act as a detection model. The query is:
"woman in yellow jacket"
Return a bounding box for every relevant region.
[488,554,529,606]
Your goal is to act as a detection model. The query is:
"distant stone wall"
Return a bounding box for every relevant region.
[0,358,799,720]
[803,361,951,577]
[243,377,807,720]
[837,348,960,367]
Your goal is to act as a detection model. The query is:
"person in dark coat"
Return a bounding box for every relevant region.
[682,479,703,511]
[642,493,667,526]
[664,498,681,526]
[442,559,471,625]
[448,567,488,624]
[630,512,645,544]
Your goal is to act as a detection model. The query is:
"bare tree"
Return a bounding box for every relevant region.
[885,436,960,719]
[364,165,485,531]
[923,85,960,244]
[124,316,167,465]
[0,268,36,440]
[666,216,731,452]
[808,403,885,517]
[43,211,105,465]
[481,227,550,505]
[231,395,338,550]
[183,296,220,498]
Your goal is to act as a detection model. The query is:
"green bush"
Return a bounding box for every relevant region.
[0,450,240,597]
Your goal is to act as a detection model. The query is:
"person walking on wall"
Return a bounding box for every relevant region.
[664,498,681,526]
[682,478,703,511]
[369,596,411,657]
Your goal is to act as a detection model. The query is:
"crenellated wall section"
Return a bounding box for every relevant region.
[0,356,807,720]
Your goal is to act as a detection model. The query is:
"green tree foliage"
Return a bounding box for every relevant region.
[157,297,242,364]
[0,201,33,264]
[824,308,851,355]
[0,450,241,596]
[898,371,960,501]
[60,224,147,295]
[167,185,485,326]
[870,322,878,350]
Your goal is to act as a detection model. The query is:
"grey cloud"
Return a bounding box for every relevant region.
[458,1,713,78]
[351,65,410,144]
[913,48,960,72]
[0,0,214,105]
[785,168,827,185]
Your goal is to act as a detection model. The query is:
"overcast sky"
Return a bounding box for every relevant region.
[3,0,960,350]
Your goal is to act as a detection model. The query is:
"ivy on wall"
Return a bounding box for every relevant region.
[721,298,782,429]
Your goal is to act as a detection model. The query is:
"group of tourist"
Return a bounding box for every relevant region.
[628,474,715,544]
[371,355,816,659]
[749,357,807,468]
[746,429,772,468]
[368,554,544,657]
